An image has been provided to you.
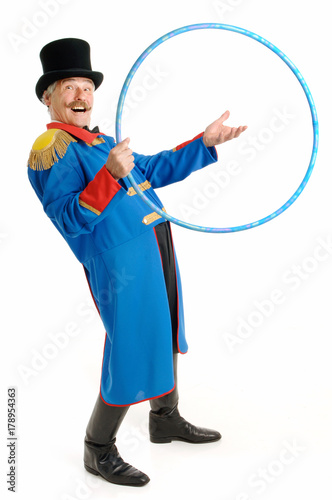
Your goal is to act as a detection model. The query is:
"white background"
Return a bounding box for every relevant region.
[1,0,331,499]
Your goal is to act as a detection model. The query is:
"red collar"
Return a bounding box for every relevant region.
[47,122,103,143]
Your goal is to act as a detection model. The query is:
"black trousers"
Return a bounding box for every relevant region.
[86,222,179,444]
[154,221,178,353]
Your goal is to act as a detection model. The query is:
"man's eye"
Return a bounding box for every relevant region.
[65,85,73,90]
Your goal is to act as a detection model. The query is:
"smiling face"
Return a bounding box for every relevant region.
[43,77,94,128]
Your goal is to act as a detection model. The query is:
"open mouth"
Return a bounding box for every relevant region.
[71,106,87,113]
[67,101,91,114]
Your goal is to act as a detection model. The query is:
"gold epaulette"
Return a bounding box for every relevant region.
[28,129,77,171]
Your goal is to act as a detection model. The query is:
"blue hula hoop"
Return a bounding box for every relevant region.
[115,23,319,233]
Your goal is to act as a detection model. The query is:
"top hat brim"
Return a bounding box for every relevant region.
[36,69,104,101]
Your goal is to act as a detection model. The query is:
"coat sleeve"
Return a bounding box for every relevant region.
[28,145,127,238]
[133,133,218,188]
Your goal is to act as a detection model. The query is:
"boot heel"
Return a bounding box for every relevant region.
[150,436,172,444]
[84,464,100,476]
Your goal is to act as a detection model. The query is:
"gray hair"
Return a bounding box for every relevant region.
[41,81,58,106]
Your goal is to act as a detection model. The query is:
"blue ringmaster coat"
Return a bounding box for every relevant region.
[27,122,217,406]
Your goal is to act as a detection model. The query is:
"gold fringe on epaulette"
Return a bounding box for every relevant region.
[28,130,77,171]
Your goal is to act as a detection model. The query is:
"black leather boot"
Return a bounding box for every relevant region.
[149,354,221,444]
[84,394,150,487]
[149,404,222,444]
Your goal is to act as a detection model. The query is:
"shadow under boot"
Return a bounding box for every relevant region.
[84,394,150,487]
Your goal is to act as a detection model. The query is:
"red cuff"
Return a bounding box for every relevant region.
[79,165,121,215]
[172,132,204,152]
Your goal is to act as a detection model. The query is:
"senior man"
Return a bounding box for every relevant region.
[28,38,247,487]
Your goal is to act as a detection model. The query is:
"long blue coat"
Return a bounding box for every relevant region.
[28,122,217,406]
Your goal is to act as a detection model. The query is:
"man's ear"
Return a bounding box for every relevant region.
[43,91,51,106]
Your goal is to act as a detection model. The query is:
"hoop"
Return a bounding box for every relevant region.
[115,23,319,233]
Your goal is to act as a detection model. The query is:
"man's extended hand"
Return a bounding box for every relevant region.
[203,111,247,148]
[106,138,135,181]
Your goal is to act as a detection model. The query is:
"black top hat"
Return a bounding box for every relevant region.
[36,38,104,101]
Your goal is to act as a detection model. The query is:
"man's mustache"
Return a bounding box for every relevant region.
[66,100,92,111]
